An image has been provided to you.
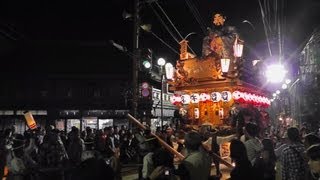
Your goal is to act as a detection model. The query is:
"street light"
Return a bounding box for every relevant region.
[266,64,287,83]
[157,58,166,66]
[285,79,291,84]
[282,84,288,89]
[157,57,172,129]
[157,57,166,129]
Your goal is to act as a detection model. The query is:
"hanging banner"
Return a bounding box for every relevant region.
[24,111,37,130]
[194,108,199,119]
[219,108,224,119]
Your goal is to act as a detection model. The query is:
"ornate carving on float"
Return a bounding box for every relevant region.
[173,56,226,88]
[174,60,198,87]
[169,13,268,127]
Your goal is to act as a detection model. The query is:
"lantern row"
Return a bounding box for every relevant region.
[170,91,270,107]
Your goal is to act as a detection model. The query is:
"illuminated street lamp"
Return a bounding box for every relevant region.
[157,57,167,129]
[285,79,291,84]
[282,84,288,89]
[266,64,287,83]
[157,58,166,66]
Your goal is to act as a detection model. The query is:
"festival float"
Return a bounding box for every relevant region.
[128,13,271,166]
[169,14,271,133]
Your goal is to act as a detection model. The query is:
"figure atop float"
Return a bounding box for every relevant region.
[202,13,241,58]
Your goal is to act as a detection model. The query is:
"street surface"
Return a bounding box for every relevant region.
[121,162,233,180]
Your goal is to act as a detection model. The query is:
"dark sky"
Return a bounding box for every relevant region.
[0,0,319,75]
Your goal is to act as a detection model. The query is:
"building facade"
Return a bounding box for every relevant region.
[0,73,131,133]
[0,73,177,133]
[290,28,320,128]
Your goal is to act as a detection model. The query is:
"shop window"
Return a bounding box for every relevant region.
[0,110,14,115]
[99,119,113,129]
[67,119,81,132]
[83,117,98,130]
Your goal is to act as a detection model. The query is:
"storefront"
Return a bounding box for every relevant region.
[150,88,177,130]
[0,109,129,133]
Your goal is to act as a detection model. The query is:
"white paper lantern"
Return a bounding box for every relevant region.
[242,92,249,101]
[181,95,191,104]
[221,59,231,73]
[266,99,271,105]
[252,94,258,103]
[221,91,232,102]
[190,93,200,103]
[211,92,222,102]
[233,44,244,58]
[233,37,244,58]
[262,97,267,104]
[248,93,254,102]
[232,91,241,100]
[170,95,181,104]
[200,93,210,102]
[165,63,174,80]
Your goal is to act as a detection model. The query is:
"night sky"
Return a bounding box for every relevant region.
[0,0,319,76]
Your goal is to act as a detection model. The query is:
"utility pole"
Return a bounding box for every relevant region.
[132,0,140,119]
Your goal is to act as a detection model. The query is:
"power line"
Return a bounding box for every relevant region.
[149,3,180,44]
[184,0,207,35]
[148,31,180,55]
[153,1,197,55]
[155,1,183,39]
[258,0,273,57]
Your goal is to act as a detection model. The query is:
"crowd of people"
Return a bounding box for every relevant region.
[0,125,140,180]
[0,121,320,180]
[228,122,320,180]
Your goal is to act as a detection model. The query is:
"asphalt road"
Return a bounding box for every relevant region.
[121,163,233,180]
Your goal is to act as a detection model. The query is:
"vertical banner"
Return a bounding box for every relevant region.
[24,111,37,130]
[194,108,199,119]
[219,108,224,119]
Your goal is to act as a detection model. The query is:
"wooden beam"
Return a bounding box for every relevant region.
[127,113,234,168]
